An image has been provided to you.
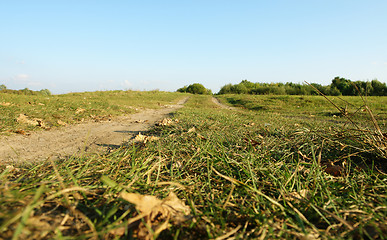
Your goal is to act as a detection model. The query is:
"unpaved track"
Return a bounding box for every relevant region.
[1,98,188,163]
[211,97,236,110]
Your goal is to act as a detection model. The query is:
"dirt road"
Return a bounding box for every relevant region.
[211,97,236,110]
[1,98,188,163]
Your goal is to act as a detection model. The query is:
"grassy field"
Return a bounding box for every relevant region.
[0,93,386,239]
[0,90,186,134]
[217,94,387,120]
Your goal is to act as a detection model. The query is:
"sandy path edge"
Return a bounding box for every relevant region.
[1,97,188,163]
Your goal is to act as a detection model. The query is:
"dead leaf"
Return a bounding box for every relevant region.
[289,230,320,240]
[14,129,29,135]
[108,227,126,238]
[156,118,172,126]
[36,119,46,128]
[285,189,312,203]
[26,217,52,229]
[134,133,147,142]
[121,192,191,240]
[197,133,207,140]
[156,118,179,126]
[134,119,148,123]
[325,164,345,177]
[243,138,261,147]
[5,165,20,173]
[134,133,160,143]
[0,102,12,107]
[17,114,40,126]
[57,120,68,126]
[75,108,86,114]
[187,127,196,133]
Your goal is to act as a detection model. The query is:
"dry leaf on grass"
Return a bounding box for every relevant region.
[243,138,261,147]
[288,230,320,240]
[57,120,68,126]
[197,133,207,140]
[16,114,46,128]
[120,192,191,240]
[156,118,179,126]
[75,108,86,114]
[5,165,20,173]
[14,129,29,135]
[133,132,160,143]
[0,102,12,106]
[108,227,126,237]
[187,127,196,133]
[284,189,312,203]
[134,132,147,142]
[324,163,345,177]
[17,114,39,126]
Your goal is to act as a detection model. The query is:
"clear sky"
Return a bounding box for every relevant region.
[1,1,386,94]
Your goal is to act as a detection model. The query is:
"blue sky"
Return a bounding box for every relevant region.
[1,1,386,94]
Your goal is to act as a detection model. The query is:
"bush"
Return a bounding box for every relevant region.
[176,86,188,93]
[177,83,212,95]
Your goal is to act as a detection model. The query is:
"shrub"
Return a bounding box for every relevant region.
[177,83,212,95]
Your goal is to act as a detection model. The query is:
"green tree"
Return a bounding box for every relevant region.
[328,86,341,96]
[218,84,233,94]
[0,84,6,90]
[370,79,387,96]
[240,80,255,90]
[177,86,188,93]
[21,88,35,95]
[231,83,248,94]
[331,77,356,95]
[353,81,373,96]
[39,89,52,96]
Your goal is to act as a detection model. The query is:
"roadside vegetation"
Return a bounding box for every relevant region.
[0,93,386,239]
[218,77,387,96]
[0,90,186,135]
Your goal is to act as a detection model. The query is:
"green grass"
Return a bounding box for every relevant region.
[0,90,186,134]
[217,94,387,120]
[1,94,386,239]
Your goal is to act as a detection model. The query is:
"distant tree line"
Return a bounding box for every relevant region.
[0,85,52,96]
[177,83,212,95]
[217,77,387,96]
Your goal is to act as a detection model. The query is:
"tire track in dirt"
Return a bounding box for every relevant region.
[1,97,189,163]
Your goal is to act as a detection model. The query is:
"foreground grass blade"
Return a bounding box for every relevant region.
[12,184,46,240]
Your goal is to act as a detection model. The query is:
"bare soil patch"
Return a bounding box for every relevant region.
[1,98,188,163]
